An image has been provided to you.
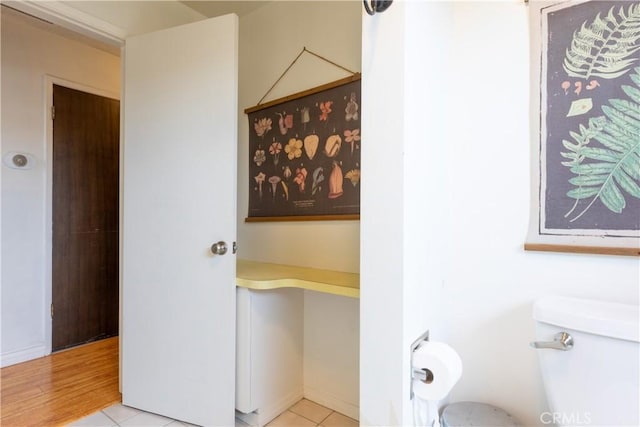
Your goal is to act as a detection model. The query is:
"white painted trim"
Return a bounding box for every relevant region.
[303,386,359,421]
[1,343,47,367]
[4,0,126,46]
[260,389,303,426]
[234,410,259,427]
[235,390,303,427]
[119,44,126,394]
[43,75,120,354]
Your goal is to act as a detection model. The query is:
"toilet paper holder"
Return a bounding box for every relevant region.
[410,330,430,399]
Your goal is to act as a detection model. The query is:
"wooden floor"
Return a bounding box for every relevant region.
[1,337,121,427]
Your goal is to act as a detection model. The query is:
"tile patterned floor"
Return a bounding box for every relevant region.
[268,399,358,427]
[69,399,358,427]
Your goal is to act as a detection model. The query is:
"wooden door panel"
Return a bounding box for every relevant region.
[52,85,120,351]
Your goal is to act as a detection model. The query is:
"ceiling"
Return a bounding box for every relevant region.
[3,1,272,57]
[1,4,122,55]
[180,1,268,18]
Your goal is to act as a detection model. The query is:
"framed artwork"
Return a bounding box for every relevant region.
[526,0,640,256]
[245,75,361,222]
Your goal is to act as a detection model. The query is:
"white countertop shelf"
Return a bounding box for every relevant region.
[236,259,360,298]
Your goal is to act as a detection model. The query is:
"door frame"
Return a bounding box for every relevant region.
[44,76,120,355]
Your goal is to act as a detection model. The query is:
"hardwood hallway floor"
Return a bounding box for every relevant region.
[1,337,121,426]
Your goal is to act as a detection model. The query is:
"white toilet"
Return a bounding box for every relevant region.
[532,296,639,427]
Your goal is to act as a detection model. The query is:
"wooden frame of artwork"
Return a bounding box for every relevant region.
[525,0,640,256]
[245,75,361,222]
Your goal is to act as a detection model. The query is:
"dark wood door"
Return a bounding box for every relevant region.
[52,85,120,351]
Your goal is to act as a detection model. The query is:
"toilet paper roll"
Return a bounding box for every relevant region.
[412,341,463,401]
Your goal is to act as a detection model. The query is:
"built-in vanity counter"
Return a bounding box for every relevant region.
[236,259,359,298]
[235,259,360,427]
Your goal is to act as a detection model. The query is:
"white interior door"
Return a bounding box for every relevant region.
[121,15,238,427]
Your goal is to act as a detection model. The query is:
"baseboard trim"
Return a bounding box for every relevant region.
[1,344,47,367]
[304,386,359,421]
[236,389,303,427]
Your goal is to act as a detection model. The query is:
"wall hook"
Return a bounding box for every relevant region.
[363,0,393,16]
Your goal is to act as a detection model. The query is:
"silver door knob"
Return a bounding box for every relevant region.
[210,241,228,256]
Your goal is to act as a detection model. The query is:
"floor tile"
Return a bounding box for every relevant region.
[102,403,142,424]
[119,411,175,427]
[68,411,117,427]
[266,410,317,427]
[319,412,359,427]
[165,421,198,427]
[235,418,252,427]
[289,399,333,424]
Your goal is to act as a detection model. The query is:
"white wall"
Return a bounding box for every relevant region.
[0,10,120,366]
[360,1,407,424]
[304,291,360,419]
[361,1,640,426]
[238,1,362,418]
[444,2,639,425]
[0,0,207,368]
[237,0,361,274]
[361,1,454,425]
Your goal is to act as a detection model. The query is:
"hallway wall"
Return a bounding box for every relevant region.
[1,9,120,366]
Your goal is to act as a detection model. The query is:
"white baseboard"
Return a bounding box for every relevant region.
[235,410,259,427]
[304,386,359,421]
[1,344,48,367]
[236,389,303,427]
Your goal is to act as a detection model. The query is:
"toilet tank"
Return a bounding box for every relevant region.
[533,296,639,427]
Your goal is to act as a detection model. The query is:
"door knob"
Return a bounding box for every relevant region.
[210,241,228,256]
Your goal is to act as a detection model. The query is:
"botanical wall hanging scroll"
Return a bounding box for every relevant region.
[245,74,361,222]
[526,0,640,256]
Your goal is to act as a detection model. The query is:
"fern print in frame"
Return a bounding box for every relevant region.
[526,0,639,255]
[563,3,640,80]
[561,67,640,222]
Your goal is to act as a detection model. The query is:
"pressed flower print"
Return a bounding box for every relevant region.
[254,172,266,199]
[312,167,324,196]
[246,77,361,218]
[253,149,266,166]
[294,167,308,192]
[343,129,360,155]
[345,92,359,121]
[268,176,281,200]
[269,140,282,165]
[328,161,344,199]
[285,137,303,160]
[319,101,333,121]
[345,169,360,187]
[254,117,272,138]
[324,134,342,158]
[277,112,294,135]
[283,165,292,180]
[303,134,319,160]
[300,107,310,129]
